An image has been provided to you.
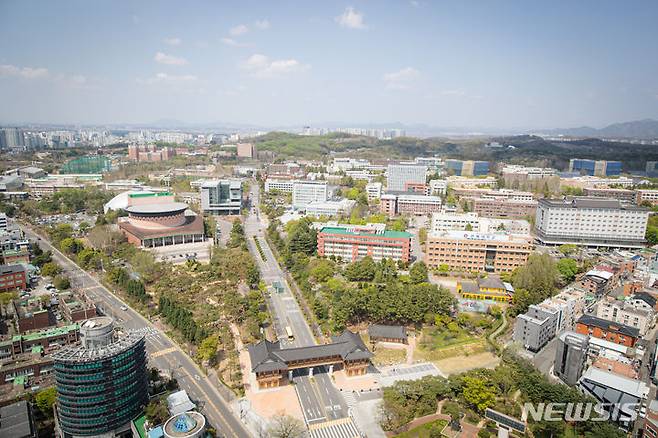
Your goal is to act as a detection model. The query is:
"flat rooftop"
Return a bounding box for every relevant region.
[125,202,189,214]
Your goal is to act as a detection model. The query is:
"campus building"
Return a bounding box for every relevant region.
[534,197,650,248]
[636,189,658,206]
[53,317,148,437]
[304,199,356,217]
[118,201,204,248]
[569,159,622,177]
[292,180,328,209]
[513,304,560,352]
[264,178,295,193]
[200,180,242,215]
[501,165,557,185]
[583,187,637,203]
[379,193,442,217]
[470,198,538,220]
[386,164,427,191]
[425,231,532,273]
[247,331,372,389]
[317,223,412,262]
[457,276,514,302]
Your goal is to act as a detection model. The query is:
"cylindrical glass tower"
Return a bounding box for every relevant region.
[53,325,148,437]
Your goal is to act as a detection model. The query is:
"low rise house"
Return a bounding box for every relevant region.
[367,325,407,344]
[576,314,639,347]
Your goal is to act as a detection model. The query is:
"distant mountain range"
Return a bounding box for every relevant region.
[538,118,658,140]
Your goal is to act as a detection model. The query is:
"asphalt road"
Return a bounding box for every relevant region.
[22,226,251,438]
[245,184,353,429]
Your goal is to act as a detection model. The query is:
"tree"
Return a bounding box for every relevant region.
[309,259,335,283]
[35,387,57,418]
[287,220,317,255]
[461,376,498,412]
[41,262,61,278]
[54,275,71,290]
[344,257,376,282]
[145,399,169,425]
[558,244,577,255]
[228,221,246,249]
[512,253,558,299]
[438,264,450,276]
[409,261,428,284]
[267,414,306,438]
[197,335,219,364]
[557,258,578,282]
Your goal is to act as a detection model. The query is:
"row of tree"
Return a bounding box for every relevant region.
[159,295,208,344]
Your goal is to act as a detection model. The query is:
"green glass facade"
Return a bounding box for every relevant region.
[53,334,148,436]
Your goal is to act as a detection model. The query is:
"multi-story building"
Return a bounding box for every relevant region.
[636,189,658,206]
[292,180,328,209]
[554,331,589,386]
[583,187,636,203]
[317,223,412,262]
[455,188,535,202]
[596,297,654,336]
[53,317,148,437]
[513,304,560,352]
[643,400,658,438]
[470,198,537,219]
[501,165,557,185]
[0,213,7,231]
[534,197,650,248]
[576,314,639,347]
[569,159,622,177]
[200,180,242,215]
[236,142,256,158]
[425,231,531,273]
[127,144,176,162]
[428,179,448,196]
[331,158,371,172]
[304,199,356,217]
[0,264,27,292]
[430,212,480,233]
[445,160,489,176]
[647,161,658,178]
[560,175,635,189]
[264,178,295,193]
[387,164,427,191]
[446,176,498,188]
[365,182,382,200]
[379,193,442,217]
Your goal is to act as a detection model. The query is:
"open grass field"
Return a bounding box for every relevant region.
[372,346,407,366]
[393,419,448,438]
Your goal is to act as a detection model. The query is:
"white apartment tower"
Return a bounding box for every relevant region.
[387,164,427,192]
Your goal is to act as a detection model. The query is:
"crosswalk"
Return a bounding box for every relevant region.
[308,417,362,438]
[342,391,358,408]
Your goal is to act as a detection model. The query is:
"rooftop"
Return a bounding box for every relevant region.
[577,314,640,338]
[368,324,407,340]
[319,226,412,239]
[539,197,648,211]
[52,331,144,363]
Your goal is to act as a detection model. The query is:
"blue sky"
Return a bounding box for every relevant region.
[1,0,657,128]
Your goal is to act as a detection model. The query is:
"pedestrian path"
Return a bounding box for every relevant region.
[309,417,361,438]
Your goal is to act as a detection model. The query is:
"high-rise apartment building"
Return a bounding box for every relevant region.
[569,159,622,176]
[292,180,328,209]
[200,180,242,215]
[53,317,148,437]
[386,164,427,191]
[445,160,489,176]
[535,197,649,248]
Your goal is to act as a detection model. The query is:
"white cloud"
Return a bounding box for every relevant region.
[221,37,250,48]
[410,0,420,7]
[163,37,182,46]
[336,7,367,29]
[139,73,197,85]
[0,64,49,79]
[254,19,270,30]
[242,54,310,78]
[440,89,466,97]
[383,67,419,90]
[154,52,188,66]
[229,24,249,36]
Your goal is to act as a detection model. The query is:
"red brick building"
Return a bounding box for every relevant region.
[0,264,27,292]
[317,224,412,263]
[575,314,639,347]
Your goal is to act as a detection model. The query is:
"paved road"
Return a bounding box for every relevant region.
[245,184,358,435]
[23,226,251,438]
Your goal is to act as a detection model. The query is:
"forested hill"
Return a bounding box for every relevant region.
[253,132,658,171]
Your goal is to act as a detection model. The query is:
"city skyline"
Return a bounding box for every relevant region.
[1,1,658,129]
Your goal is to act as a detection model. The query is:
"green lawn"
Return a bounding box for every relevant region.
[393,419,448,438]
[373,347,407,366]
[415,325,486,361]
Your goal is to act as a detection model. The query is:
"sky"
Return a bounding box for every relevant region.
[1,0,658,129]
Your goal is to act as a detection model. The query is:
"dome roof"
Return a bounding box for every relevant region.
[104,190,156,213]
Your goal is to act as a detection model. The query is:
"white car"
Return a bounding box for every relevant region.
[120,306,127,311]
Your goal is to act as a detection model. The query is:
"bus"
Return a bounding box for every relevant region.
[285,326,294,341]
